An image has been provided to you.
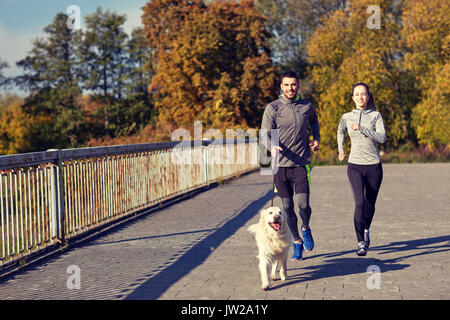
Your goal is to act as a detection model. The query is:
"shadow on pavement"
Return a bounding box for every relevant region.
[125,189,272,300]
[275,235,449,289]
[276,257,408,290]
[88,228,220,246]
[371,235,450,263]
[310,235,450,262]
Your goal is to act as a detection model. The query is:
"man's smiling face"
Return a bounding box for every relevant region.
[281,77,299,100]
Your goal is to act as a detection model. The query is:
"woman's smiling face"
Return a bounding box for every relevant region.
[352,85,369,109]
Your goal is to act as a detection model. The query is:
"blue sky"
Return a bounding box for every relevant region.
[0,0,149,96]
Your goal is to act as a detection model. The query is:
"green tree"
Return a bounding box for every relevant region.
[122,27,155,135]
[14,13,85,150]
[0,58,9,88]
[81,7,129,137]
[254,0,347,77]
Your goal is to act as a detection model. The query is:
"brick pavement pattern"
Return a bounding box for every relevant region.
[0,163,449,300]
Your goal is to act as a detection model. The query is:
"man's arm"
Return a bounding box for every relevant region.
[309,104,320,151]
[261,103,281,152]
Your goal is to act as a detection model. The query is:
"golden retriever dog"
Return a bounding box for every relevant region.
[248,206,292,290]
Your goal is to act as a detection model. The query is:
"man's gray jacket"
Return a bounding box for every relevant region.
[261,95,320,167]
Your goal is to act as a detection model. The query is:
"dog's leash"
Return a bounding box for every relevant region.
[271,177,275,207]
[270,148,279,207]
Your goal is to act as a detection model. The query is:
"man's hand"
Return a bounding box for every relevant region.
[338,152,346,161]
[309,140,320,152]
[271,146,283,154]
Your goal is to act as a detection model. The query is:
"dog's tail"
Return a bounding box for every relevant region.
[247,224,258,235]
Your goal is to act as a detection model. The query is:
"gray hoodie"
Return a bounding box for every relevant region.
[261,95,320,167]
[337,108,386,165]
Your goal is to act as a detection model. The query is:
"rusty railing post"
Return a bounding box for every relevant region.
[48,149,66,246]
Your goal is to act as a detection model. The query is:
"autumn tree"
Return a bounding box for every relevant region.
[0,96,34,155]
[0,92,21,111]
[306,0,410,156]
[142,0,279,137]
[402,0,450,147]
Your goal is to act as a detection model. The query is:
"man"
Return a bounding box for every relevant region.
[261,70,320,261]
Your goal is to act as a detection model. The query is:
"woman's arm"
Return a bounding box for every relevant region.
[360,113,386,144]
[337,116,347,154]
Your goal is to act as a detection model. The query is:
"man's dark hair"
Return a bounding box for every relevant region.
[280,70,299,82]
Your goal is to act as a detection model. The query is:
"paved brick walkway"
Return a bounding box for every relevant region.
[0,163,448,300]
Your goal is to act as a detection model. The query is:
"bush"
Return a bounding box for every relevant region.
[310,143,449,166]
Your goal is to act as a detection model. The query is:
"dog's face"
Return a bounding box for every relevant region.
[260,206,285,232]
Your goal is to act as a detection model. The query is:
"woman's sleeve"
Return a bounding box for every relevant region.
[337,116,346,153]
[360,113,386,144]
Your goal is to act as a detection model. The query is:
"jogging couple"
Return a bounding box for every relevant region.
[261,70,386,258]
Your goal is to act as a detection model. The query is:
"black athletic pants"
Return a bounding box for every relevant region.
[347,162,383,242]
[274,166,311,242]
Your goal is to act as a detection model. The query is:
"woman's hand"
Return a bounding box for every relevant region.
[338,152,346,161]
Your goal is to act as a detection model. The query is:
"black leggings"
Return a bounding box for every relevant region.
[347,163,383,242]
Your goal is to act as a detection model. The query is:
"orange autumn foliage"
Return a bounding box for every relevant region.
[142,0,279,137]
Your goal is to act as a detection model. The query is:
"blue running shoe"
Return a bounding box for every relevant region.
[291,242,303,261]
[302,228,314,251]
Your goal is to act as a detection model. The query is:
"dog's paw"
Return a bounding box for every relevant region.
[261,280,270,291]
[270,275,278,281]
[280,275,286,281]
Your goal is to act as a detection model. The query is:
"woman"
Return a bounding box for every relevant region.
[337,83,386,256]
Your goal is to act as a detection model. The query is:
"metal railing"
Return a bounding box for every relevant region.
[0,139,259,269]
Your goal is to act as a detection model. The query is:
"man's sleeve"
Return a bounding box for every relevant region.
[309,104,320,142]
[260,103,276,151]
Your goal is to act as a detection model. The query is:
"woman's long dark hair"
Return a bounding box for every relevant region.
[352,82,377,111]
